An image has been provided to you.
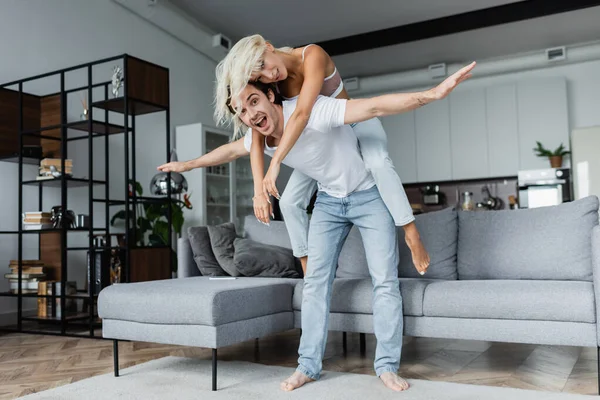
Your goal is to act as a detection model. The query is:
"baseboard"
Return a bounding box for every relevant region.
[0,308,36,327]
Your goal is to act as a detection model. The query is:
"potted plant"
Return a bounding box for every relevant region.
[110,180,192,273]
[533,141,570,168]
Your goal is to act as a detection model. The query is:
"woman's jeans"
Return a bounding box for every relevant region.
[279,117,414,257]
[296,186,403,379]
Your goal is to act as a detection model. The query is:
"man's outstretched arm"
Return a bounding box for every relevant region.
[157,137,249,173]
[344,62,476,125]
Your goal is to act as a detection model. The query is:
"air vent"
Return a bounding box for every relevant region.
[546,46,566,62]
[428,63,447,79]
[343,77,359,91]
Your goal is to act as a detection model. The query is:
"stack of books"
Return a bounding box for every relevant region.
[6,260,46,294]
[37,158,73,180]
[22,211,53,230]
[37,281,78,318]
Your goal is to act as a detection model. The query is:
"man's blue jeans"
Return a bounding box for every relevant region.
[296,186,403,379]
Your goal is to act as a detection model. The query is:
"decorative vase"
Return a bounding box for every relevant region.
[549,156,563,168]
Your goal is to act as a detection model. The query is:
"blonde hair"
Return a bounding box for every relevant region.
[214,34,292,139]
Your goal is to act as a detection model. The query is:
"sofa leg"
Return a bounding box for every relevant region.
[113,340,119,377]
[254,338,260,362]
[212,348,217,391]
[597,346,599,395]
[342,332,347,354]
[360,333,366,356]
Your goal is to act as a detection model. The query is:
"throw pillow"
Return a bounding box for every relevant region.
[398,207,458,280]
[207,222,241,277]
[233,238,301,278]
[187,226,227,276]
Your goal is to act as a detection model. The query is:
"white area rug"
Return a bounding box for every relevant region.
[20,356,594,399]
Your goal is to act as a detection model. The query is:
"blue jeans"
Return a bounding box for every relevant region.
[296,186,403,379]
[279,117,414,257]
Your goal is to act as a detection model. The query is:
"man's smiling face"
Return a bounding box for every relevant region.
[232,84,282,138]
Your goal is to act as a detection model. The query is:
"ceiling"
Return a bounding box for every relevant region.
[171,0,600,77]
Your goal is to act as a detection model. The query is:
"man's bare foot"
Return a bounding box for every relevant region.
[380,372,410,391]
[403,222,430,274]
[280,370,314,392]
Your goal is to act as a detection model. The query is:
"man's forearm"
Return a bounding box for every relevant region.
[184,140,247,171]
[373,89,438,117]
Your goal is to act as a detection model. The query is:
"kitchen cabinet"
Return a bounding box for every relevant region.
[381,111,417,184]
[415,98,452,182]
[486,84,520,177]
[517,77,569,170]
[449,89,488,180]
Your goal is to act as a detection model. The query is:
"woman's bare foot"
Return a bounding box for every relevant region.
[379,372,410,391]
[403,222,430,275]
[280,370,314,391]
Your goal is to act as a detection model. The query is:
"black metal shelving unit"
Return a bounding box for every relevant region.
[0,54,173,338]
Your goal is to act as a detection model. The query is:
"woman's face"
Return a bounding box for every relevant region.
[250,44,288,84]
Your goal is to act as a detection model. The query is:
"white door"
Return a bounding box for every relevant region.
[486,84,519,177]
[449,89,488,180]
[415,98,452,182]
[381,111,417,183]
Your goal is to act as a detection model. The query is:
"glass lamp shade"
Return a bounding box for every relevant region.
[149,149,188,195]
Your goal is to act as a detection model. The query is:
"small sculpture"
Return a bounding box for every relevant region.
[111,66,124,98]
[50,206,77,229]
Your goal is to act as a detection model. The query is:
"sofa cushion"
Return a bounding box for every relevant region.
[207,223,240,277]
[293,278,432,317]
[243,217,293,250]
[423,280,596,323]
[98,277,296,326]
[457,196,599,281]
[187,226,226,276]
[233,238,302,278]
[398,207,458,280]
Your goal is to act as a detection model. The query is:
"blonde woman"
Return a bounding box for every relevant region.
[221,34,431,275]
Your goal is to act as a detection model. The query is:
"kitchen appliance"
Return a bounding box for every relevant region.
[517,168,572,209]
[571,126,600,201]
[422,185,445,205]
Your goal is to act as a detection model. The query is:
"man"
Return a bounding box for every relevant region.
[159,62,475,392]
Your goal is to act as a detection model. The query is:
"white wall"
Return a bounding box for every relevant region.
[0,0,218,323]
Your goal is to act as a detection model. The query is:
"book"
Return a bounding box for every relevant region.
[9,267,45,274]
[5,273,46,279]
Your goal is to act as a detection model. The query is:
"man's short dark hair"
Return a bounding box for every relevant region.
[226,81,283,114]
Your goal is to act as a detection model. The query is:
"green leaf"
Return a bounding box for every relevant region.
[110,210,126,226]
[148,233,165,246]
[145,204,162,221]
[137,216,152,233]
[171,205,184,236]
[153,220,170,245]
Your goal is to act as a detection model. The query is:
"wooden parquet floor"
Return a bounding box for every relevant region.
[0,330,597,399]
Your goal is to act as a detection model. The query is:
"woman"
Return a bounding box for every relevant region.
[214,34,429,276]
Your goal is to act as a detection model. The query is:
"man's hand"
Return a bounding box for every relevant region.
[263,162,281,200]
[157,161,188,173]
[253,193,273,225]
[429,62,476,101]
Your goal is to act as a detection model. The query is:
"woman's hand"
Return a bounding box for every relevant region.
[253,193,273,225]
[157,161,188,173]
[263,162,281,199]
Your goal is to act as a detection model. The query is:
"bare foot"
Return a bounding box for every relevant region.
[380,372,410,391]
[280,370,314,392]
[403,222,430,275]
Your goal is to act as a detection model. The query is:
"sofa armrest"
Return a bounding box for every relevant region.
[177,237,201,278]
[592,225,600,344]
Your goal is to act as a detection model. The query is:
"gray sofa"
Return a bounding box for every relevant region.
[98,195,600,392]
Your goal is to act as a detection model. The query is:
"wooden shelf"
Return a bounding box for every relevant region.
[92,97,166,116]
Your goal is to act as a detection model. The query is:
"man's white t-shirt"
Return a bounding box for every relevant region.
[243,96,374,198]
